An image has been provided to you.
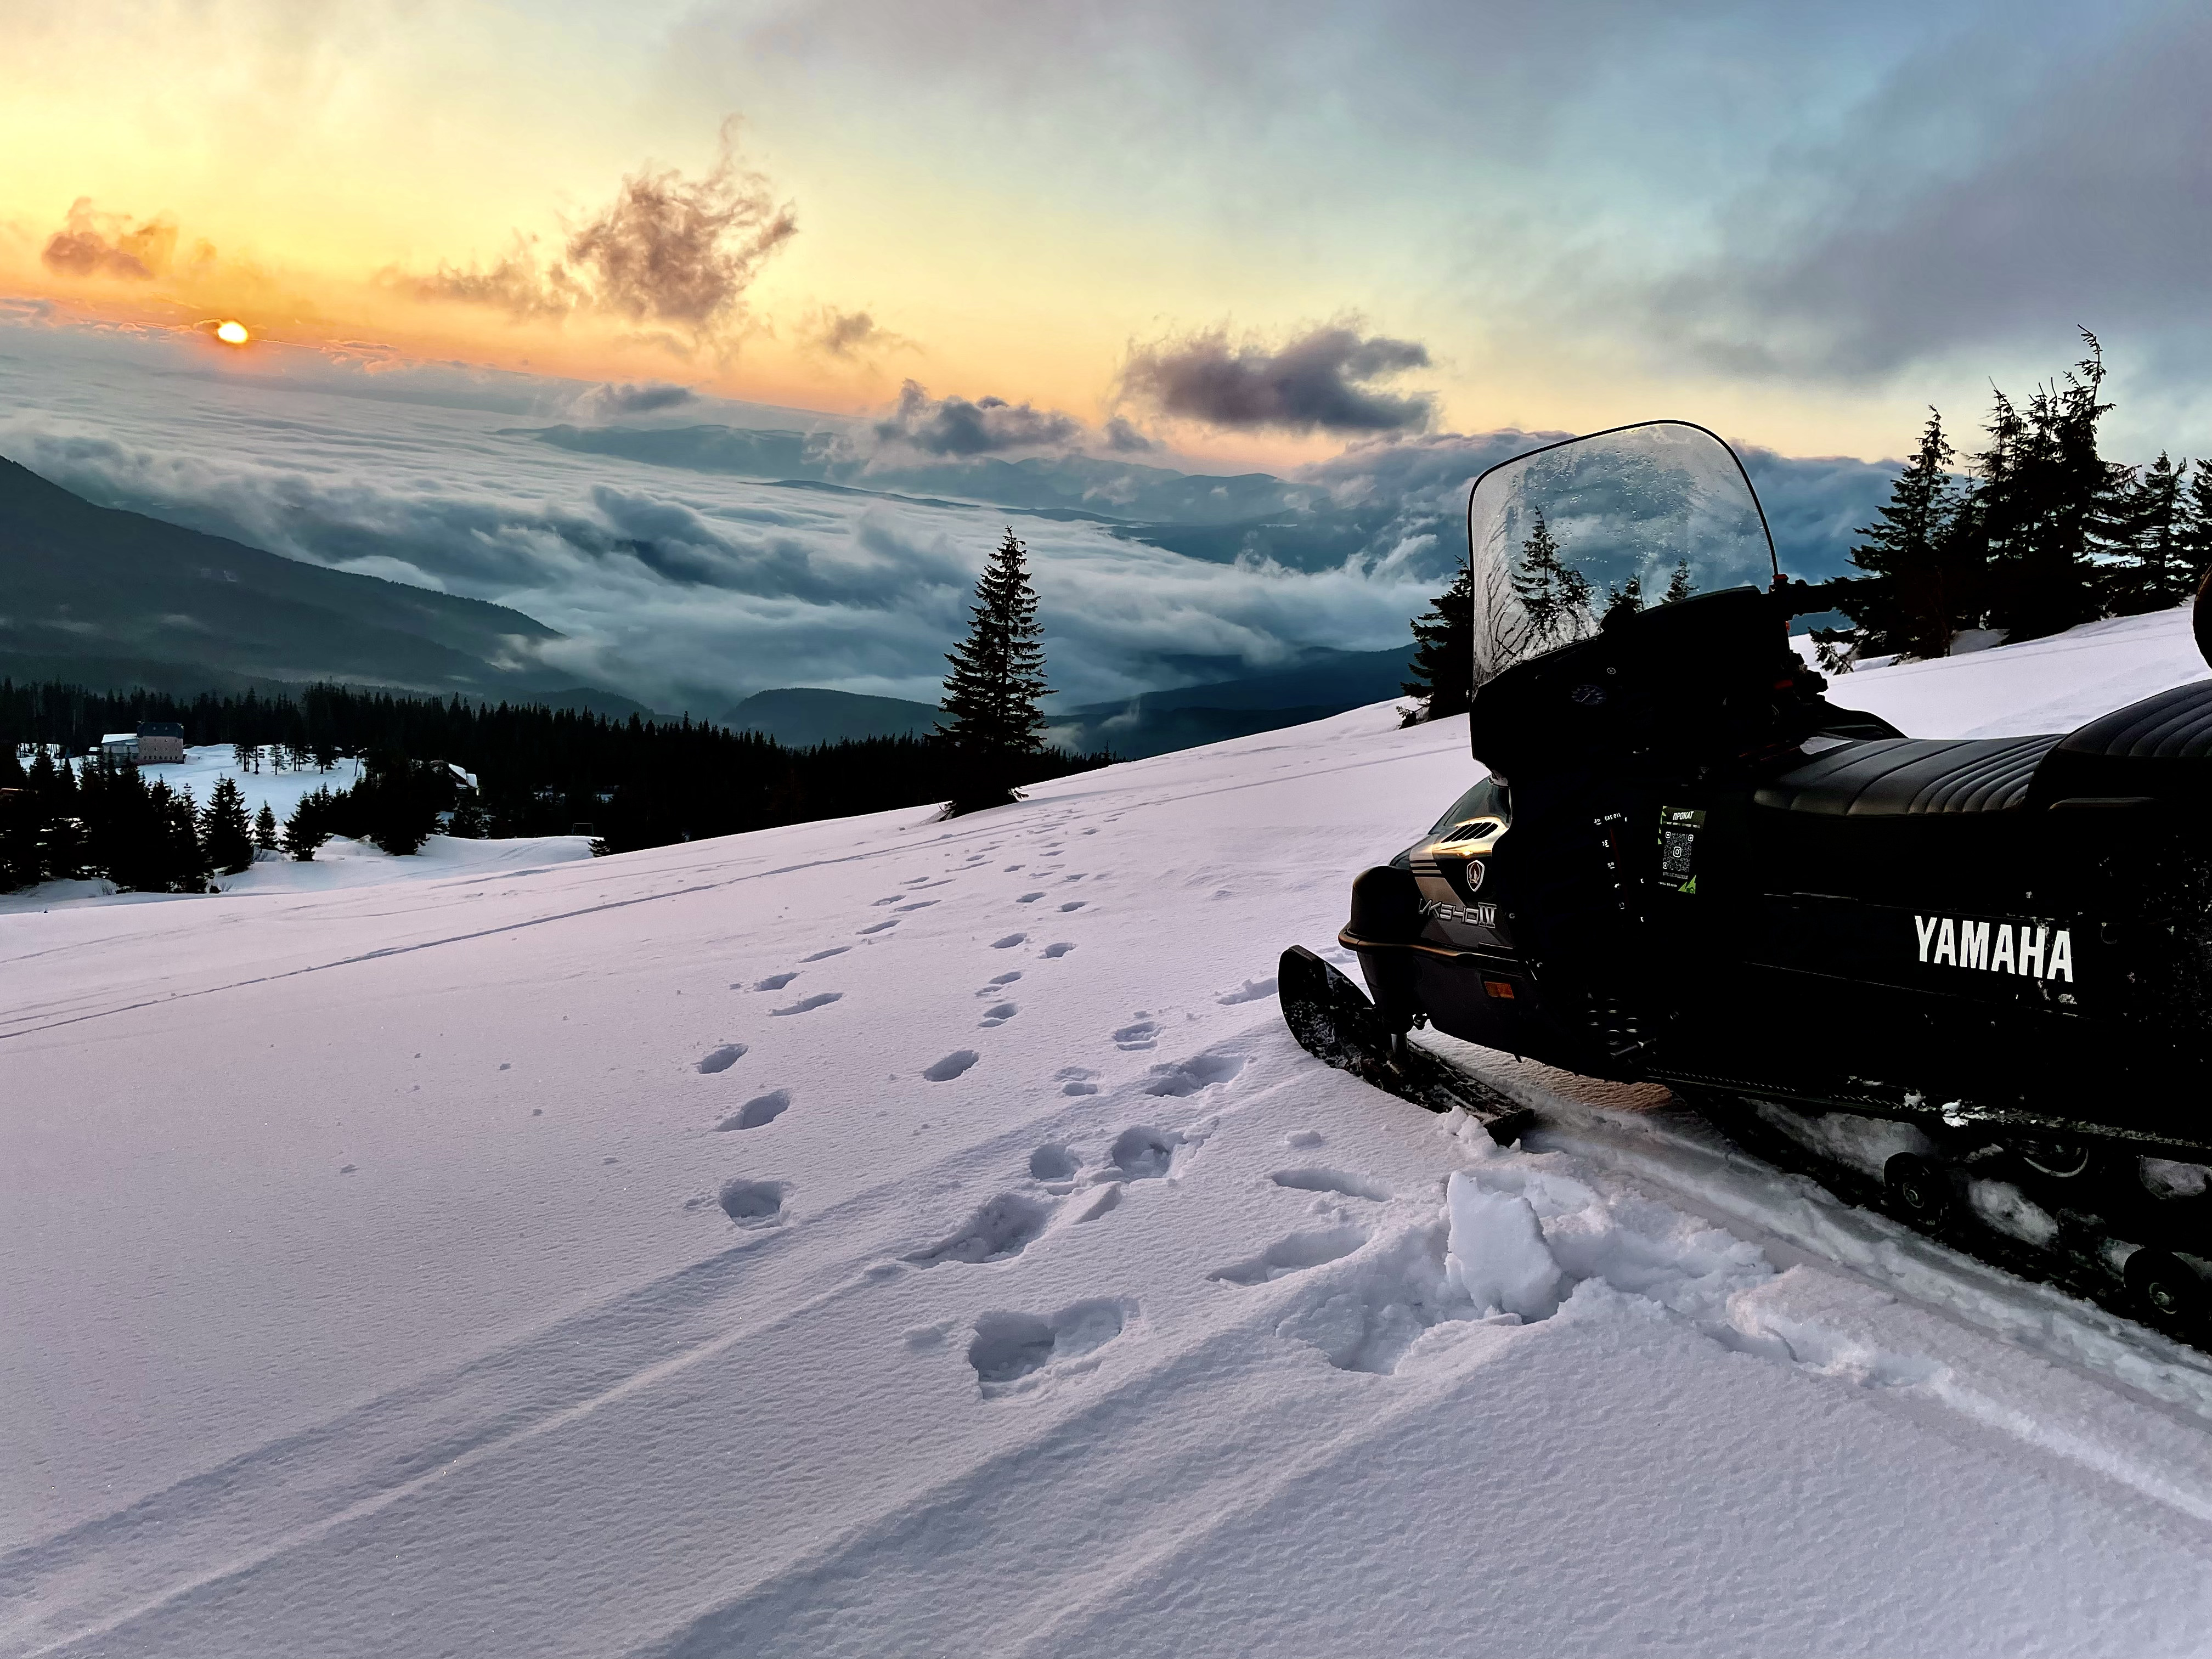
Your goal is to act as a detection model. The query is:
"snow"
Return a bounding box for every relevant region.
[5,606,2212,1656]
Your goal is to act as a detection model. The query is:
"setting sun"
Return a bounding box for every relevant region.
[213,319,248,345]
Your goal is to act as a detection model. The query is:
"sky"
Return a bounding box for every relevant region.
[0,0,2205,712]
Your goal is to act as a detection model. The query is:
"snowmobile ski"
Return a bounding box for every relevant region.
[1277,945,1532,1145]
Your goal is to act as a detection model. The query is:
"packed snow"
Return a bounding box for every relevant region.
[6,606,2212,1657]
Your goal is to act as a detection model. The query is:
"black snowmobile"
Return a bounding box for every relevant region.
[1280,420,2212,1335]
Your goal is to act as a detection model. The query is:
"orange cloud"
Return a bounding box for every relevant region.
[40,199,211,281]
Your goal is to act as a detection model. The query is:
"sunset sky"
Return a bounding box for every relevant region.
[4,0,2205,467]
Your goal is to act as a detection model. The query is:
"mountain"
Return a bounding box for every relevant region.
[727,687,943,746]
[0,454,641,707]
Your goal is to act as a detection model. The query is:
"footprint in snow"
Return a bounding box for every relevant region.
[924,1049,980,1082]
[716,1090,792,1131]
[904,1193,1049,1266]
[1015,892,1046,904]
[1108,1125,1183,1181]
[1040,943,1076,958]
[696,1043,749,1074]
[1058,901,1087,913]
[1029,1143,1081,1182]
[895,900,939,912]
[975,972,1022,997]
[979,1002,1018,1028]
[968,1300,1127,1392]
[1285,1129,1324,1149]
[1057,1065,1099,1097]
[718,1178,786,1224]
[771,992,844,1017]
[1217,977,1277,1006]
[802,946,850,962]
[1207,1226,1367,1286]
[992,933,1026,949]
[752,973,799,992]
[1113,1019,1158,1051]
[1272,1167,1390,1201]
[1144,1053,1244,1097]
[859,920,899,935]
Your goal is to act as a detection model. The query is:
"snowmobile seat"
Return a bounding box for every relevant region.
[1753,735,2060,818]
[2028,679,2212,808]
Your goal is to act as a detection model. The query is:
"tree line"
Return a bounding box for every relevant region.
[1826,332,2212,663]
[2,559,1102,895]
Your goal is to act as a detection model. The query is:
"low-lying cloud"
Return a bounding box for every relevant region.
[1121,323,1436,434]
[570,380,697,420]
[872,380,1084,456]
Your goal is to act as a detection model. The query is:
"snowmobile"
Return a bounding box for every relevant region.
[1280,419,2212,1335]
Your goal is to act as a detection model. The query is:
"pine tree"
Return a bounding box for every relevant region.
[199,775,256,875]
[937,529,1054,815]
[2101,453,2194,615]
[1400,566,1473,725]
[2175,460,2212,597]
[1663,561,1695,606]
[253,801,280,851]
[232,741,255,772]
[1980,331,2121,643]
[447,794,490,838]
[1510,507,1592,653]
[1838,409,1969,659]
[284,789,330,861]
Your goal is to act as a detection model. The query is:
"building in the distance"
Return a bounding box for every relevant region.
[98,732,139,764]
[134,722,185,764]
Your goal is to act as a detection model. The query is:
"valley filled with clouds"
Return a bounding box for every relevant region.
[0,314,1897,718]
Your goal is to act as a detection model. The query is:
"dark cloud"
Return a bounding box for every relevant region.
[1642,8,2211,380]
[571,381,697,420]
[41,199,186,281]
[392,122,795,341]
[1121,324,1435,433]
[872,380,1084,456]
[1102,416,1156,453]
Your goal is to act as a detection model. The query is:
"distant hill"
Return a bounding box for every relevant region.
[0,454,644,709]
[727,687,942,747]
[729,646,1417,760]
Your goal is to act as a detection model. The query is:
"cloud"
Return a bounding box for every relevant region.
[1120,323,1435,433]
[1101,416,1156,453]
[40,199,195,281]
[569,380,697,420]
[872,379,1084,456]
[391,121,796,342]
[814,308,905,358]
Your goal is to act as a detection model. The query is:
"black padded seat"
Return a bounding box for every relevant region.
[2029,679,2212,806]
[1755,735,2059,817]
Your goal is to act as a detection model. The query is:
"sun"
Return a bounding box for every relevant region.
[214,320,250,346]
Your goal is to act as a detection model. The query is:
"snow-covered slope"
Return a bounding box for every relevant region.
[5,609,2212,1658]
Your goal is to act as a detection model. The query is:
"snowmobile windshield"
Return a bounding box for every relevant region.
[1465,421,1778,688]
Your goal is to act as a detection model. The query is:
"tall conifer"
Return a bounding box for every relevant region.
[1400,566,1472,724]
[938,530,1054,814]
[1840,409,1968,659]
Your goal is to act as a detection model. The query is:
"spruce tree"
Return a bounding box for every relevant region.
[1510,507,1592,653]
[284,790,330,861]
[1400,566,1473,725]
[200,775,256,875]
[937,529,1054,815]
[2101,453,2193,614]
[2174,460,2212,596]
[1839,408,1968,659]
[1663,561,1695,606]
[1980,332,2121,643]
[253,801,280,851]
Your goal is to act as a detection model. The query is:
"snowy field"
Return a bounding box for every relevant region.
[6,605,2212,1657]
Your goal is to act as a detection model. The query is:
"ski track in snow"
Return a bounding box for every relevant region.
[7,607,2212,1657]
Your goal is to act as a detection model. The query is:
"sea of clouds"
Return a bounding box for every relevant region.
[0,313,1897,716]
